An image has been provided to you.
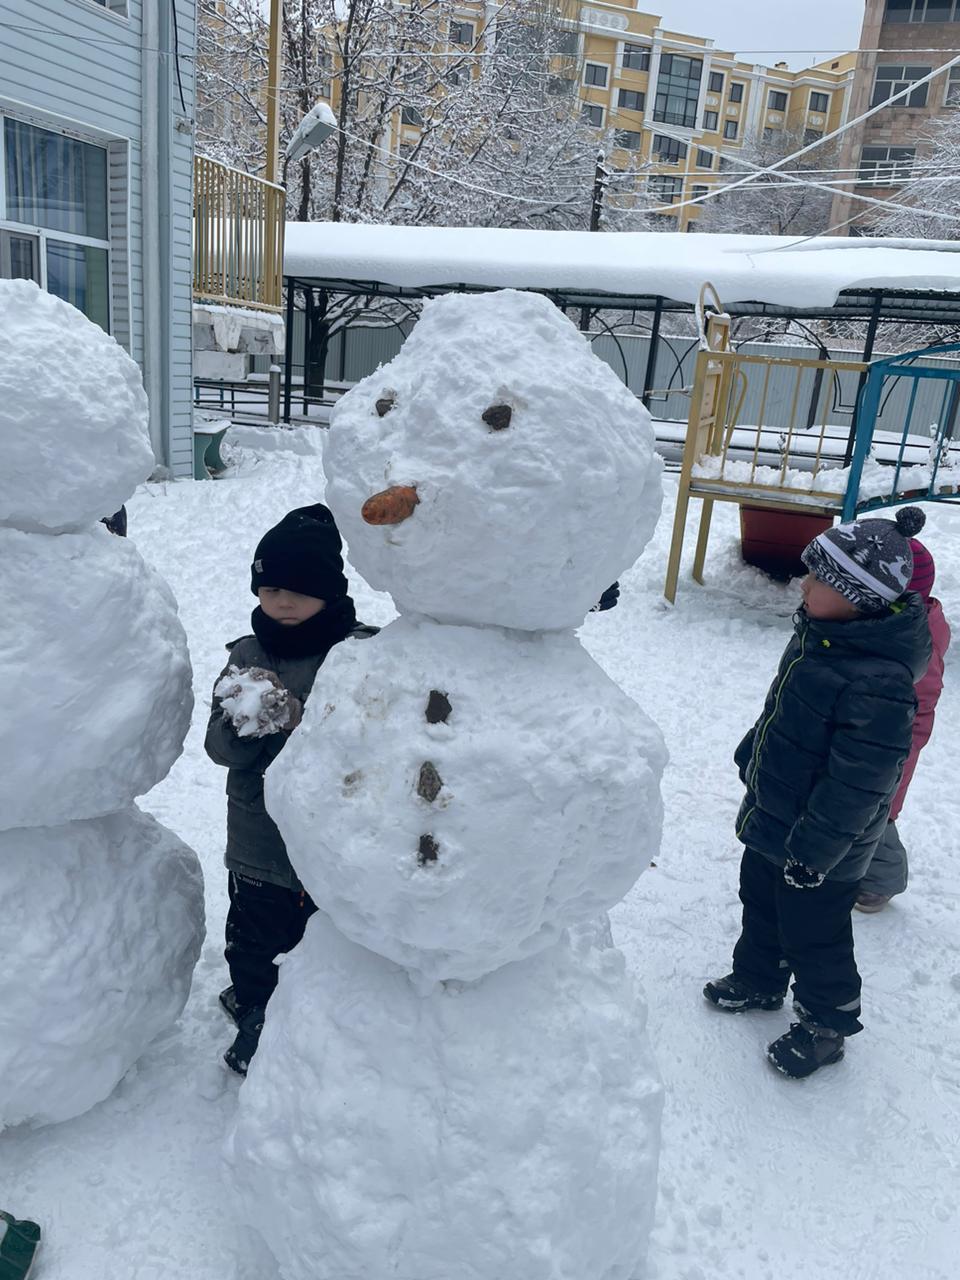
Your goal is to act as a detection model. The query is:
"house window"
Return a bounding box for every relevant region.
[768,90,788,111]
[871,64,930,107]
[885,0,960,19]
[810,91,830,113]
[859,144,916,182]
[584,63,609,88]
[729,82,744,103]
[692,184,709,200]
[449,20,474,45]
[947,66,960,105]
[91,0,128,11]
[803,128,824,143]
[1,118,110,330]
[401,105,423,126]
[622,44,651,72]
[618,89,645,111]
[652,134,688,163]
[723,119,739,139]
[708,71,724,93]
[695,147,714,168]
[653,53,703,128]
[582,103,604,128]
[703,110,719,130]
[648,174,683,202]
[614,129,643,151]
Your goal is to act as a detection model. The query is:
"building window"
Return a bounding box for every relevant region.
[692,184,709,201]
[947,65,960,105]
[582,103,604,128]
[872,64,930,107]
[401,104,423,126]
[723,119,739,139]
[1,117,110,330]
[703,110,719,131]
[618,89,645,111]
[622,44,651,72]
[614,129,643,151]
[652,134,688,163]
[648,174,683,203]
[708,71,724,93]
[449,20,474,44]
[768,90,788,111]
[729,82,744,103]
[653,53,703,128]
[810,91,830,113]
[803,128,824,143]
[584,63,608,88]
[885,0,960,20]
[695,147,714,168]
[91,0,128,11]
[859,145,916,182]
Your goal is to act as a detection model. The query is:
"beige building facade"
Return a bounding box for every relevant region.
[390,1,856,230]
[831,0,960,231]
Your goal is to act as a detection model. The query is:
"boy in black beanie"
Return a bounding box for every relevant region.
[205,504,376,1075]
[704,508,931,1079]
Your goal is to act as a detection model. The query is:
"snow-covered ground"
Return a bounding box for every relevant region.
[3,429,959,1280]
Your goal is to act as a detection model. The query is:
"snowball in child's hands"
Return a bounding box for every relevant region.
[215,666,300,738]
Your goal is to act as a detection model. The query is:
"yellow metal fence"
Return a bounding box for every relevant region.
[193,156,285,312]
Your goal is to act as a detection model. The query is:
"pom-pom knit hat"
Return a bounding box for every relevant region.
[801,506,926,613]
[250,503,350,601]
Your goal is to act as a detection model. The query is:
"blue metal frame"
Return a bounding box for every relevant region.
[842,343,960,521]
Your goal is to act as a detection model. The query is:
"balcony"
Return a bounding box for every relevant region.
[193,156,284,313]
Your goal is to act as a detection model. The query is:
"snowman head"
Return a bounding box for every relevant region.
[323,290,661,631]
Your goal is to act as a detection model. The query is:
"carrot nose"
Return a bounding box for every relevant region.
[362,485,419,526]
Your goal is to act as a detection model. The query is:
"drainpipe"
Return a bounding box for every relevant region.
[141,2,173,472]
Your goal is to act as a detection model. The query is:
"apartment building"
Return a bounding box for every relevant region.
[389,2,856,231]
[830,0,960,231]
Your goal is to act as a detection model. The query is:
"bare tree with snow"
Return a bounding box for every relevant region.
[871,113,960,242]
[694,127,839,238]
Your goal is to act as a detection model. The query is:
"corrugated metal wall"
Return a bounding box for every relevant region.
[262,315,959,439]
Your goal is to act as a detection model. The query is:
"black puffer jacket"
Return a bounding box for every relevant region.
[735,595,932,882]
[206,626,376,890]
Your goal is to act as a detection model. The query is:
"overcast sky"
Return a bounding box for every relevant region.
[651,1,867,69]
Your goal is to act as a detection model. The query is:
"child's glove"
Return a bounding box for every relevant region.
[591,582,620,613]
[215,666,302,738]
[783,858,826,890]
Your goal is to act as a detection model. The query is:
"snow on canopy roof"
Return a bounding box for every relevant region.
[284,222,960,310]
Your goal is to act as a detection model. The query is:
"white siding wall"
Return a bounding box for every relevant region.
[0,0,195,477]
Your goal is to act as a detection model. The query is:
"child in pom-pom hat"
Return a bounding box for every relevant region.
[855,514,951,913]
[704,507,932,1079]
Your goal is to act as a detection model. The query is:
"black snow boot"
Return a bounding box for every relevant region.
[223,1006,266,1077]
[767,1023,844,1079]
[219,985,242,1026]
[703,973,786,1013]
[0,1211,41,1280]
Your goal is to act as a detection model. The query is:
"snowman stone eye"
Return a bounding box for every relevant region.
[482,404,512,431]
[375,395,396,417]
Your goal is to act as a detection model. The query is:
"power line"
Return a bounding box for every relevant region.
[643,54,960,217]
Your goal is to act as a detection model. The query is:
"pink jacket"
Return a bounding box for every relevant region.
[890,598,951,821]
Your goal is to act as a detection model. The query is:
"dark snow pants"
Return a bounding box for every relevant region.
[732,849,863,1035]
[225,871,317,1012]
[859,820,909,898]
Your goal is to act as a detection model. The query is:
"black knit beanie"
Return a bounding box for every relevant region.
[801,506,925,612]
[250,503,349,601]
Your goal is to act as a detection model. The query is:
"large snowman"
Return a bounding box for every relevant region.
[0,281,205,1129]
[227,290,666,1279]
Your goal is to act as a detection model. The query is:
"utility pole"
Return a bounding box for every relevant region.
[265,0,283,185]
[589,148,608,233]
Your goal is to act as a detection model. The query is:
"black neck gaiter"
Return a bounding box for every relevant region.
[251,594,357,660]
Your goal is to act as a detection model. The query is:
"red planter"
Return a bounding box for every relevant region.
[740,506,834,579]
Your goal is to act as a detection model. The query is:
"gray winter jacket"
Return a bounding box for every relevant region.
[205,628,373,890]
